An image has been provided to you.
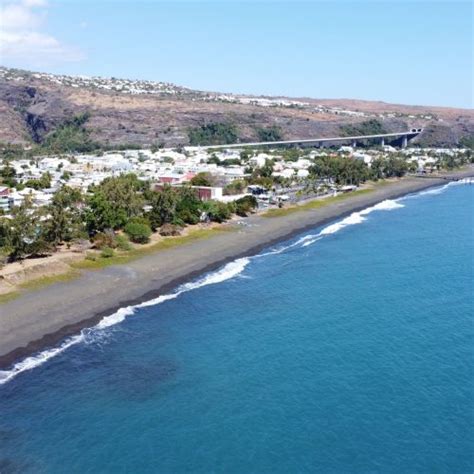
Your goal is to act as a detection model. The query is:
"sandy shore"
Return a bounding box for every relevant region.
[1,168,473,369]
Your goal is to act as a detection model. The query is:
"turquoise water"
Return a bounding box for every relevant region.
[1,182,473,473]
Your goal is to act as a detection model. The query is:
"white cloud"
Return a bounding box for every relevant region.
[0,0,85,66]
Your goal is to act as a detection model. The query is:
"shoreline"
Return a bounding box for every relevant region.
[1,167,473,370]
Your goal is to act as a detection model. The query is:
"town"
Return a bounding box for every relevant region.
[0,142,470,214]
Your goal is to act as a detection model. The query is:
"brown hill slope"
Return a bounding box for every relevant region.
[0,67,472,148]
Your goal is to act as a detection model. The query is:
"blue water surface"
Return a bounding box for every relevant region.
[1,183,473,474]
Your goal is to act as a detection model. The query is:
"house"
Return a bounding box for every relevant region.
[297,169,309,178]
[249,154,269,168]
[0,186,13,212]
[154,183,223,201]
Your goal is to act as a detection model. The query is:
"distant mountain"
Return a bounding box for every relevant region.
[0,66,472,148]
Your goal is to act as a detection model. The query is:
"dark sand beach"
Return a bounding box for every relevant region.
[1,169,473,369]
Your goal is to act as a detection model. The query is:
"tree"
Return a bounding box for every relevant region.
[0,162,17,187]
[190,172,213,187]
[147,185,179,230]
[61,171,72,181]
[201,200,233,223]
[6,196,50,260]
[45,186,84,245]
[235,195,257,216]
[251,159,274,180]
[25,172,52,190]
[175,186,201,225]
[85,174,145,233]
[188,122,239,146]
[256,126,283,142]
[224,180,246,195]
[42,112,99,154]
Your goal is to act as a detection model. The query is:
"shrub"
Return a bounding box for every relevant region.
[235,195,258,216]
[85,252,97,261]
[100,246,114,258]
[92,230,116,249]
[115,234,132,251]
[176,208,200,225]
[0,249,9,269]
[223,180,246,196]
[190,172,213,187]
[159,223,182,236]
[256,126,283,142]
[124,221,152,244]
[202,200,234,223]
[188,122,239,146]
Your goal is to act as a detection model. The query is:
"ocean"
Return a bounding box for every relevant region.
[0,181,473,473]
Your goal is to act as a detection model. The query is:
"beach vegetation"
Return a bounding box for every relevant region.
[2,196,52,261]
[159,223,182,236]
[147,184,179,230]
[174,186,202,225]
[115,234,132,251]
[201,200,234,223]
[45,185,85,246]
[100,246,115,258]
[124,219,152,244]
[234,195,258,216]
[92,230,117,249]
[85,174,145,233]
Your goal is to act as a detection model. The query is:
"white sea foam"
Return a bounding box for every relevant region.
[302,237,322,247]
[0,258,250,385]
[402,178,473,200]
[0,335,83,385]
[304,199,404,243]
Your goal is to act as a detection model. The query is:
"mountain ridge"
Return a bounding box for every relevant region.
[0,66,472,148]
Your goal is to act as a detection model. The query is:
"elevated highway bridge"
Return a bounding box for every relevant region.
[195,129,422,150]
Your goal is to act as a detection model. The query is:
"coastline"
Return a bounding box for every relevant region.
[1,167,473,370]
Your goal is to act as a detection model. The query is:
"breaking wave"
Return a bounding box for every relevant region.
[295,199,405,248]
[402,177,473,200]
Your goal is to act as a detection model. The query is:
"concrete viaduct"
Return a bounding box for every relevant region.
[195,129,423,151]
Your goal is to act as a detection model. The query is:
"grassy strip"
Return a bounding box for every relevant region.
[0,226,232,304]
[263,188,374,218]
[0,270,80,305]
[19,270,80,291]
[0,291,21,305]
[71,227,232,270]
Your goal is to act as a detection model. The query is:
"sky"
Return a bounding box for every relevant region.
[0,0,472,108]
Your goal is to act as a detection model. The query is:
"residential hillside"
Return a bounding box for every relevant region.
[0,67,473,148]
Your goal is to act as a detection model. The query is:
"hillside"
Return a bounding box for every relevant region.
[0,67,472,149]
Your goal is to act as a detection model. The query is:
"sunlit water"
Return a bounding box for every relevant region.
[1,181,473,473]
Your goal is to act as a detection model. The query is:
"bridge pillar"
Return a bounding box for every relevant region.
[380,137,385,147]
[401,135,408,149]
[352,140,357,148]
